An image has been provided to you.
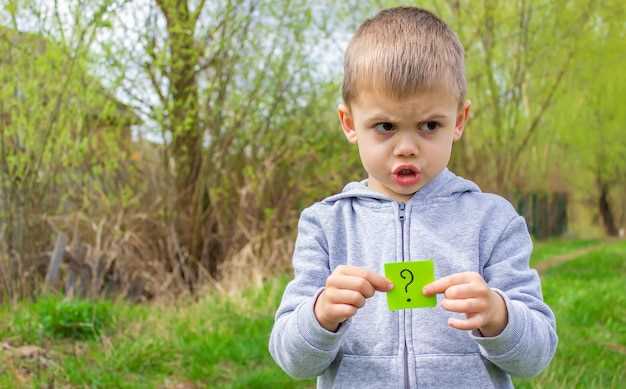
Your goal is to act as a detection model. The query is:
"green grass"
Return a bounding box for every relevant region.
[10,295,114,341]
[1,239,624,388]
[0,275,311,388]
[515,240,626,388]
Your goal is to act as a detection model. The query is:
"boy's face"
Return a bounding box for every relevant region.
[338,86,470,203]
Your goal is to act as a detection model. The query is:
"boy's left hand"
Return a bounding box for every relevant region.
[422,272,508,337]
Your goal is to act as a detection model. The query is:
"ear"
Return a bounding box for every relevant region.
[338,103,357,144]
[453,100,471,141]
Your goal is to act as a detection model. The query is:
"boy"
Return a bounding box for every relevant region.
[269,6,557,388]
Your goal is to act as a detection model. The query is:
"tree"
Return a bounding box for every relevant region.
[0,17,134,254]
[442,0,598,196]
[0,1,137,300]
[548,0,626,236]
[101,0,346,282]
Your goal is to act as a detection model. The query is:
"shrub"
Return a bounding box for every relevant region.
[31,295,114,340]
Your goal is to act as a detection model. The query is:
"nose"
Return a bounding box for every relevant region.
[393,131,419,157]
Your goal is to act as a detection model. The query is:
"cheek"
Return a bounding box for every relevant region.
[429,139,454,160]
[357,137,388,169]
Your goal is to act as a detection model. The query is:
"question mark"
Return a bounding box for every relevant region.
[400,269,414,302]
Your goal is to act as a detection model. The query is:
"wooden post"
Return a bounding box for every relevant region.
[45,233,67,292]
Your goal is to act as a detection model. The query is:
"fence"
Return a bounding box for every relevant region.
[515,192,568,239]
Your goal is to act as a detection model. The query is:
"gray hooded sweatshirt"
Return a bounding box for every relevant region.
[269,168,557,388]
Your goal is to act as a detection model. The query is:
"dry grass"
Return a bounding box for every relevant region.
[0,147,307,304]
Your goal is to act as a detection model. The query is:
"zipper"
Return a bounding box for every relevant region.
[399,203,409,389]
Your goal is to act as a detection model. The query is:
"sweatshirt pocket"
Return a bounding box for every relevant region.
[414,353,495,388]
[341,292,398,356]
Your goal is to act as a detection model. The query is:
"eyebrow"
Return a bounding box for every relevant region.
[366,113,449,123]
[424,114,448,121]
[366,114,394,123]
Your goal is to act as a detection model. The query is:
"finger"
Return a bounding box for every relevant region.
[336,266,393,292]
[448,314,484,331]
[327,275,376,298]
[444,283,487,300]
[423,272,476,295]
[364,270,394,292]
[440,298,487,314]
[329,303,358,322]
[325,288,366,308]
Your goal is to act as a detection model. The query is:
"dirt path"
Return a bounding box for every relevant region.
[534,242,609,274]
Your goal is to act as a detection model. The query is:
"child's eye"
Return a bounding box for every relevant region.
[419,121,441,133]
[374,122,395,133]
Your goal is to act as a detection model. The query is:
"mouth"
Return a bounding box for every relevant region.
[392,164,420,176]
[392,164,421,186]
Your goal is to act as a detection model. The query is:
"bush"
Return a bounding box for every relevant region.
[31,295,114,340]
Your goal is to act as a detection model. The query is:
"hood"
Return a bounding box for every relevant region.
[321,168,481,205]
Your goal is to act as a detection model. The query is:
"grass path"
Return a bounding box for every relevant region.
[534,241,608,274]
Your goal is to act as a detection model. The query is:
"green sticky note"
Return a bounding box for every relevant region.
[384,260,436,311]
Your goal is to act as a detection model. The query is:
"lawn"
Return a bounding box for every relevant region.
[1,239,624,388]
[516,239,626,388]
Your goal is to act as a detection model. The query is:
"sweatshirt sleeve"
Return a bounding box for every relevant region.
[470,214,558,377]
[268,204,350,379]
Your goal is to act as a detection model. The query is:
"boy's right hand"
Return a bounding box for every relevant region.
[314,265,394,332]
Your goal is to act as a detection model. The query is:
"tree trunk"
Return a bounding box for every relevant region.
[598,182,618,236]
[168,11,201,206]
[158,1,204,262]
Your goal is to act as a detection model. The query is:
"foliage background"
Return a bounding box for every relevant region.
[1,0,623,302]
[0,0,624,386]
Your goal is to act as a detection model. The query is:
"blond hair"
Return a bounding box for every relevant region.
[342,7,466,106]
